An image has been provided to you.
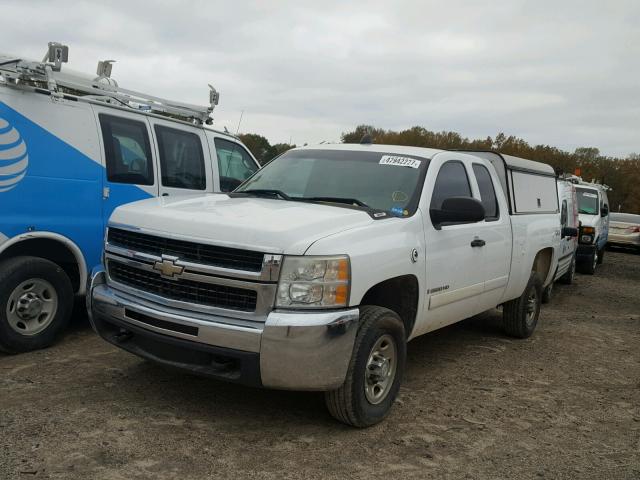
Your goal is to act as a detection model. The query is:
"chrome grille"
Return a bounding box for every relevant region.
[108,228,265,272]
[108,261,258,312]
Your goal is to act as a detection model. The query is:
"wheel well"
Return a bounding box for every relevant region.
[0,238,81,293]
[531,247,554,283]
[360,275,419,338]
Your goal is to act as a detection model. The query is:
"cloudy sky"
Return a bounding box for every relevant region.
[2,0,638,156]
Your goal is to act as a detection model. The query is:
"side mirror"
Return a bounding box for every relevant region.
[562,227,578,238]
[430,197,485,229]
[601,205,609,217]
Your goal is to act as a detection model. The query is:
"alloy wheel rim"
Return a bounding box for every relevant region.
[6,279,58,336]
[364,334,397,405]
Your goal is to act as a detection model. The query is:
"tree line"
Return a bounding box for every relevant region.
[240,126,640,214]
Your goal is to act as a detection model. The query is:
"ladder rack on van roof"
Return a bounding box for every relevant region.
[0,42,219,125]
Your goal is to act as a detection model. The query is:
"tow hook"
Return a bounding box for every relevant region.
[113,329,133,343]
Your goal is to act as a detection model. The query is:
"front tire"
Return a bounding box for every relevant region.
[325,306,406,428]
[542,282,553,304]
[579,249,598,275]
[0,256,73,353]
[503,272,542,338]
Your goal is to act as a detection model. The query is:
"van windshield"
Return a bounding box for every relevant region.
[576,187,599,215]
[234,149,429,216]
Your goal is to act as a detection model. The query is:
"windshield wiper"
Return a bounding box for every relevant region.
[300,196,370,208]
[239,189,292,200]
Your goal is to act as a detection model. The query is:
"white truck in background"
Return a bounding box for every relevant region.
[88,143,560,427]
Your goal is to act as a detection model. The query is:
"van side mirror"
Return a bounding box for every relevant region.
[601,205,609,217]
[562,227,578,238]
[430,197,485,229]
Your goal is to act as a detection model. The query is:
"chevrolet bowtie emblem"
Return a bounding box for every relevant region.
[153,256,184,278]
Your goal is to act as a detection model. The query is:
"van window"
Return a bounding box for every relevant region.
[155,126,206,190]
[561,200,568,227]
[472,164,499,220]
[99,114,154,185]
[214,138,258,192]
[430,161,472,210]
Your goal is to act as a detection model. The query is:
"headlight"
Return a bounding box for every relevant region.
[581,235,593,244]
[276,255,350,308]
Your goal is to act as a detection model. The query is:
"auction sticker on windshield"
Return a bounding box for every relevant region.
[379,155,422,169]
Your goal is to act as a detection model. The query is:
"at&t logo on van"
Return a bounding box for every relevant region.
[0,116,28,192]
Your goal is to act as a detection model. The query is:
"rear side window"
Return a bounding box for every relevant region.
[472,164,499,220]
[214,138,259,192]
[561,200,568,227]
[155,126,206,190]
[99,114,154,185]
[430,161,472,209]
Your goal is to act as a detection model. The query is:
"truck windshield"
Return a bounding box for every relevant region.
[235,149,429,216]
[576,187,599,215]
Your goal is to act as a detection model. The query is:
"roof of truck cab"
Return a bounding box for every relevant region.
[294,143,444,158]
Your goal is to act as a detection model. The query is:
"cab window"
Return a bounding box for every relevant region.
[100,114,154,185]
[472,164,499,220]
[561,200,568,227]
[430,161,472,210]
[214,138,258,192]
[155,126,206,190]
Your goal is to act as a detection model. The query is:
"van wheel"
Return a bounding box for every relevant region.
[579,250,598,275]
[596,247,605,265]
[541,282,553,304]
[0,256,73,353]
[559,258,576,284]
[503,272,542,339]
[325,306,406,428]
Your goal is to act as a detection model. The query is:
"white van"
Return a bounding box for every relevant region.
[573,180,610,274]
[0,43,260,352]
[542,179,579,302]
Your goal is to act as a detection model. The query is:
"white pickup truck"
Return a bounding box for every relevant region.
[88,143,560,427]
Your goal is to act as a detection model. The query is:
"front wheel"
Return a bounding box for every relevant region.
[579,249,598,275]
[0,256,73,353]
[503,272,542,338]
[325,306,406,427]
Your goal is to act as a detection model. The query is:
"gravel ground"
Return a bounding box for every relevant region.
[1,249,639,480]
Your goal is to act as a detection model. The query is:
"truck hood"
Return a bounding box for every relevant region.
[109,194,375,255]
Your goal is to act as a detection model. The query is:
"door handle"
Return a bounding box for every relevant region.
[470,238,486,247]
[162,193,169,197]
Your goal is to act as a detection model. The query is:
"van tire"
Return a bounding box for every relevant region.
[503,272,542,339]
[596,247,605,265]
[0,256,73,353]
[541,282,553,304]
[325,306,406,428]
[579,250,598,275]
[559,258,576,284]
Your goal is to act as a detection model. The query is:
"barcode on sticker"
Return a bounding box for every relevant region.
[380,155,421,169]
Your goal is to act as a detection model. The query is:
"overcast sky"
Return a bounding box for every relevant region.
[2,0,638,156]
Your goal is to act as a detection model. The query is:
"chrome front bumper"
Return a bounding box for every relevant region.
[87,266,359,391]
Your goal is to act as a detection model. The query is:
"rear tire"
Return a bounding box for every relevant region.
[0,256,73,353]
[325,306,406,428]
[503,272,542,339]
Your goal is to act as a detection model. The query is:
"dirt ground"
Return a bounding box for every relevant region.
[1,249,639,480]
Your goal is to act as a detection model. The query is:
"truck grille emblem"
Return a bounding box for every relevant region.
[153,256,184,278]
